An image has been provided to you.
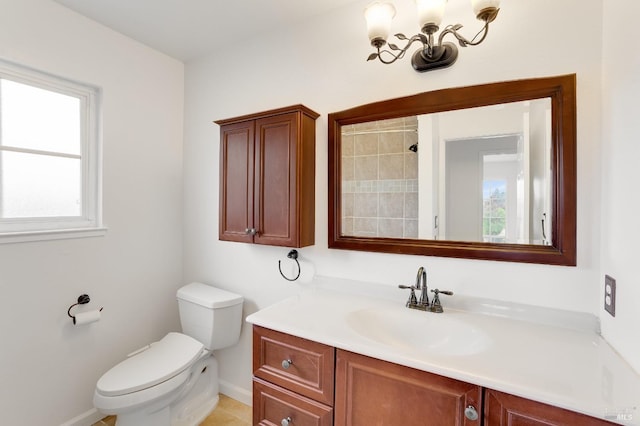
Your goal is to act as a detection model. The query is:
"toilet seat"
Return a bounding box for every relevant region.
[96,332,204,397]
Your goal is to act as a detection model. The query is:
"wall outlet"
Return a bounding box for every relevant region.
[604,275,616,317]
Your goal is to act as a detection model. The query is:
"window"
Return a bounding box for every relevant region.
[482,179,507,243]
[0,59,103,242]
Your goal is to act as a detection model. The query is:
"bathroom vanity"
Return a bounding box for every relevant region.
[247,280,640,425]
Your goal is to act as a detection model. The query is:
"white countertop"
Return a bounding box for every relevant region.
[246,278,640,425]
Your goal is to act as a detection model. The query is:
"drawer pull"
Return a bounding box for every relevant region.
[464,405,479,421]
[281,416,292,426]
[281,359,293,369]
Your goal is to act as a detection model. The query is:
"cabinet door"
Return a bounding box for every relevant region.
[484,389,615,426]
[254,378,333,426]
[254,112,299,247]
[219,120,254,243]
[335,349,482,426]
[253,326,335,405]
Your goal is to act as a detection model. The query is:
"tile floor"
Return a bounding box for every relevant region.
[91,394,251,426]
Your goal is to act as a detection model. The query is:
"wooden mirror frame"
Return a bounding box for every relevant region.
[328,74,576,265]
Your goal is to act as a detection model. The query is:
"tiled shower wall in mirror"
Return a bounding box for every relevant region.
[341,116,419,238]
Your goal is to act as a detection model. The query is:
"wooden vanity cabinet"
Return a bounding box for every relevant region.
[251,328,615,426]
[484,389,615,426]
[216,105,319,248]
[335,349,483,426]
[253,326,334,426]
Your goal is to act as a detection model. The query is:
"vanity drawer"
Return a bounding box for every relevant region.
[253,325,335,405]
[253,378,333,426]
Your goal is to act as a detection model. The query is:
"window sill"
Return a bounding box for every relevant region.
[0,227,108,244]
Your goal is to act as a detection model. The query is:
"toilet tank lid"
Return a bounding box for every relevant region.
[177,282,243,308]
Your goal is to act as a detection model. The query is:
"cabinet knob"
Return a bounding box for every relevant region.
[245,228,257,236]
[281,359,293,369]
[281,416,292,426]
[464,405,479,421]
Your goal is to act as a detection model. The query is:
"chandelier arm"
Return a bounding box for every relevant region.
[374,48,406,64]
[437,22,490,48]
[369,34,427,64]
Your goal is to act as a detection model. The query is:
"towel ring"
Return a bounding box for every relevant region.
[278,249,301,282]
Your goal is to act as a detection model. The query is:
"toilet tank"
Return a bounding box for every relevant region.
[176,282,243,350]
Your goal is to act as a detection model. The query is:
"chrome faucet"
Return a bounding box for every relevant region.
[399,266,453,313]
[416,266,429,309]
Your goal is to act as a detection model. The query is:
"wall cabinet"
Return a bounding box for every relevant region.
[216,105,319,248]
[252,326,615,426]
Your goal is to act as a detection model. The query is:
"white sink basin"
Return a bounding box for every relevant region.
[345,305,491,356]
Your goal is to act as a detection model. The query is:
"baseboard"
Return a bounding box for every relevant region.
[219,379,252,406]
[60,383,251,425]
[59,407,104,426]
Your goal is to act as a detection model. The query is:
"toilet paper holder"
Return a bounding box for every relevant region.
[67,294,103,323]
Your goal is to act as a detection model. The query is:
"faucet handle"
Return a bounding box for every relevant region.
[429,289,453,313]
[398,284,418,307]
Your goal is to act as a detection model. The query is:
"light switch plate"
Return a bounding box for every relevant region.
[604,275,616,317]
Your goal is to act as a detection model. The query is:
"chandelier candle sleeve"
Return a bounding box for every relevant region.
[364,2,397,44]
[416,0,447,30]
[472,0,501,16]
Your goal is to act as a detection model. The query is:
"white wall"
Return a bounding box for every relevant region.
[0,1,184,424]
[184,0,608,397]
[3,0,633,423]
[600,0,640,373]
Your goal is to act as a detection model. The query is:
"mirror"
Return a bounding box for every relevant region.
[328,75,576,265]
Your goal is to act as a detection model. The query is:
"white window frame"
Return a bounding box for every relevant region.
[0,59,105,243]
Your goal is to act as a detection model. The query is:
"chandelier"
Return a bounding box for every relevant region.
[365,0,501,72]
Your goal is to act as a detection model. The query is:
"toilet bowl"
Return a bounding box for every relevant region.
[93,283,243,426]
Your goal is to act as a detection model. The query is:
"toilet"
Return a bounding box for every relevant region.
[93,282,243,426]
